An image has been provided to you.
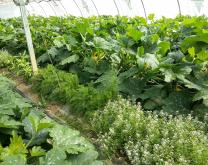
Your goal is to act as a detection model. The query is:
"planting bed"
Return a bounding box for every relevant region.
[0,15,208,164]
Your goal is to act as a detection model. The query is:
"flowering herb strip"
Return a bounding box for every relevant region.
[93,97,208,164]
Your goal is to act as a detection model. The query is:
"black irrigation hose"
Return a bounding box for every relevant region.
[14,86,67,125]
[4,72,65,124]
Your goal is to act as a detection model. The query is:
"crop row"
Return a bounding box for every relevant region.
[1,50,208,164]
[0,15,207,117]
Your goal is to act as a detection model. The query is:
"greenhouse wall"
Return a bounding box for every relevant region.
[0,0,208,19]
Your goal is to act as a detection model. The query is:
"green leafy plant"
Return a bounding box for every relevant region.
[1,16,208,118]
[0,51,32,80]
[1,15,208,164]
[0,75,102,164]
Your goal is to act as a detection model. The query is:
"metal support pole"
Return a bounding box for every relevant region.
[48,0,58,16]
[90,0,100,16]
[37,2,48,17]
[141,0,147,20]
[73,0,84,17]
[176,0,182,16]
[113,0,120,16]
[19,0,38,73]
[58,1,68,15]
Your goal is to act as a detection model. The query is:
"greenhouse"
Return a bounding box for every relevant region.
[0,0,208,164]
[0,0,208,18]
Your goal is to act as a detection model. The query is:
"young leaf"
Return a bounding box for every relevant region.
[137,46,144,56]
[126,25,143,42]
[30,146,46,157]
[2,132,28,159]
[23,113,53,146]
[188,47,195,58]
[157,41,170,55]
[23,113,53,136]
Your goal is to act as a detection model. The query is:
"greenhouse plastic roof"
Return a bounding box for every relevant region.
[0,0,208,19]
